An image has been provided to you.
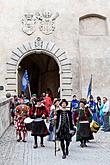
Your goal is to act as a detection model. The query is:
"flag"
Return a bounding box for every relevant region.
[87,74,92,98]
[22,70,29,92]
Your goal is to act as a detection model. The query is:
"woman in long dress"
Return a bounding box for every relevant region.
[76,98,93,147]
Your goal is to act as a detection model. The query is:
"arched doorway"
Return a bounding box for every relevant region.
[18,53,60,98]
[6,37,73,103]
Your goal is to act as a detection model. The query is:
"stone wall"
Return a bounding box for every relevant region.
[0,0,110,100]
[0,98,11,137]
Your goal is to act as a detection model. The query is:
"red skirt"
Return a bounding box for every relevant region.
[16,118,27,133]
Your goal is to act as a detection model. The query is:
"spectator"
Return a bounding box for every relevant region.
[88,95,97,121]
[102,97,110,131]
[70,95,79,125]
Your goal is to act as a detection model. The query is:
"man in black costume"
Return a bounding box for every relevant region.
[55,99,75,159]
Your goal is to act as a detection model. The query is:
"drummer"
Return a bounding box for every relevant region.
[29,99,49,148]
[14,98,29,142]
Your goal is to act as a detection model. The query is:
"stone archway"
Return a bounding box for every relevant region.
[6,37,72,102]
[18,52,60,98]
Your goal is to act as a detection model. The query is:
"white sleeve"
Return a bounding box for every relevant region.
[50,105,55,111]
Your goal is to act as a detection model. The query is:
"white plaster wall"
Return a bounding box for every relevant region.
[0,0,110,99]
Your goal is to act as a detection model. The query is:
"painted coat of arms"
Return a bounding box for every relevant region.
[36,10,59,35]
[22,13,36,35]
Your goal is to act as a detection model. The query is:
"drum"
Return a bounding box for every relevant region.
[24,117,34,131]
[90,120,100,133]
[31,118,49,136]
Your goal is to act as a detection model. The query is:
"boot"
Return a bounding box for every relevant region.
[66,141,70,155]
[33,144,38,149]
[17,137,22,142]
[62,149,66,159]
[62,154,66,159]
[41,144,45,147]
[33,136,38,149]
[66,147,69,155]
[17,132,22,142]
[84,140,87,147]
[80,141,84,148]
[61,140,66,159]
[40,137,45,147]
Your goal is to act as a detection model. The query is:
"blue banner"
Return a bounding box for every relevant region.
[87,75,92,98]
[22,70,29,92]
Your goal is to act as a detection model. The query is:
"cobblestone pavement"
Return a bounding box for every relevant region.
[0,125,110,165]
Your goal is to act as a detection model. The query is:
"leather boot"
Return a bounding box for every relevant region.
[66,147,69,155]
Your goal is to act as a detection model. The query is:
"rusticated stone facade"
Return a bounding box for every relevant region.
[0,0,110,101]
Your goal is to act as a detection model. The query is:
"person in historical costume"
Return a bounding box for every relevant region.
[76,98,93,147]
[9,95,19,124]
[40,92,46,101]
[88,95,97,121]
[48,98,61,151]
[30,94,37,105]
[44,93,52,121]
[29,100,49,148]
[70,95,79,125]
[55,99,75,159]
[14,98,29,142]
[46,88,54,102]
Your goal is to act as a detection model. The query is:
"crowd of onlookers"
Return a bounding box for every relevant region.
[70,95,110,132]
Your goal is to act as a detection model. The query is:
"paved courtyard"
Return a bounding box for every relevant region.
[0,125,110,165]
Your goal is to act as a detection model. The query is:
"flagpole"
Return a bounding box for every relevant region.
[28,82,31,99]
[90,74,92,96]
[26,70,31,99]
[86,74,92,99]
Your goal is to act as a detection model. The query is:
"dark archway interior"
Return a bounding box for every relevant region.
[18,53,60,98]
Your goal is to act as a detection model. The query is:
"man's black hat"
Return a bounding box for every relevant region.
[53,98,61,105]
[60,99,68,106]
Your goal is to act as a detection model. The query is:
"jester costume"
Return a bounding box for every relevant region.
[15,103,29,142]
